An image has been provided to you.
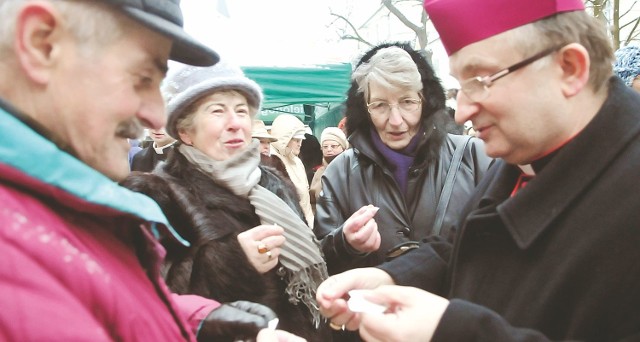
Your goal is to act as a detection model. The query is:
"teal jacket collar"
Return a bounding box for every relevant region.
[0,100,188,246]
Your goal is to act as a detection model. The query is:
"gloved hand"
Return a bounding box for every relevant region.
[197,300,278,342]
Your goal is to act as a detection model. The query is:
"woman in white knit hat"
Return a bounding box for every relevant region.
[309,127,348,212]
[122,61,330,341]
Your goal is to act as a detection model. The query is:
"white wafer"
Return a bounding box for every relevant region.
[268,318,279,330]
[348,290,387,314]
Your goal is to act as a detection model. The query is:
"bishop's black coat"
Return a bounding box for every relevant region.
[379,77,640,341]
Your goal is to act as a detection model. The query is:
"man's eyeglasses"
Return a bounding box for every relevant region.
[366,98,422,117]
[459,45,563,102]
[321,144,343,151]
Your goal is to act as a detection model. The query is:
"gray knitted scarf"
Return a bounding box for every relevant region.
[178,140,328,326]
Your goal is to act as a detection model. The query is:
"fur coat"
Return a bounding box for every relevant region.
[122,149,330,341]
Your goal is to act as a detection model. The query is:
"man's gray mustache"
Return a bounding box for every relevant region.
[116,120,144,140]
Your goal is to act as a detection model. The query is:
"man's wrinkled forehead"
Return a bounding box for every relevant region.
[448,32,510,79]
[423,0,584,56]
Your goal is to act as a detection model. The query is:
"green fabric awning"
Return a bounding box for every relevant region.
[242,64,351,132]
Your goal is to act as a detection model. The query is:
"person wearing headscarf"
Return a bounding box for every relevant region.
[121,61,330,341]
[269,114,315,228]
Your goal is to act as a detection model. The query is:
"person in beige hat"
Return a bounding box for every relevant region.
[251,119,278,156]
[309,127,348,211]
[252,119,290,180]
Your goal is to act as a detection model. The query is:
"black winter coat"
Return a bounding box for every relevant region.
[380,77,640,341]
[313,41,493,275]
[122,150,331,342]
[315,132,491,275]
[130,145,173,172]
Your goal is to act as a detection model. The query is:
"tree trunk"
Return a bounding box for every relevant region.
[612,0,620,50]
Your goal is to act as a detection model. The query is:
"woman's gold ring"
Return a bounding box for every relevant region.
[329,321,344,331]
[257,242,268,254]
[266,250,273,260]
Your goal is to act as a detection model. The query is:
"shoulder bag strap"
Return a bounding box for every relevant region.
[432,135,472,236]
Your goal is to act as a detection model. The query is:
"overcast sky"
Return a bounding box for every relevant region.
[180,0,357,66]
[178,0,460,88]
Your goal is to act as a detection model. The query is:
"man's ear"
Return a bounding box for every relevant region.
[556,43,590,98]
[15,3,64,85]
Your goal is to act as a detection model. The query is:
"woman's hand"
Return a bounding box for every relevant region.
[237,224,286,274]
[343,205,381,253]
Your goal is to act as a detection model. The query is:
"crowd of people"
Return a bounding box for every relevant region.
[1,0,639,341]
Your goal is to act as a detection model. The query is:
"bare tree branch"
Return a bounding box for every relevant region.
[380,0,430,50]
[327,0,639,61]
[625,16,640,45]
[382,0,422,32]
[329,12,373,46]
[619,0,637,18]
[341,35,374,47]
[621,18,639,30]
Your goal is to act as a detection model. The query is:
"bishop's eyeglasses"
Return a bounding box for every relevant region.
[459,45,563,102]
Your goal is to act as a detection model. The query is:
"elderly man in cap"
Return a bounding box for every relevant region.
[0,0,303,341]
[315,0,640,341]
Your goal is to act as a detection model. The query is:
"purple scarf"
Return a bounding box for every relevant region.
[370,128,423,195]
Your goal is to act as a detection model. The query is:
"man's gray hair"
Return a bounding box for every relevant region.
[0,0,127,59]
[507,11,614,92]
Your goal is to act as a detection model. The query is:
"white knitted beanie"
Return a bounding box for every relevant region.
[162,61,263,139]
[320,127,348,150]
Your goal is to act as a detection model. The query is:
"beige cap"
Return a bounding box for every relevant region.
[252,120,278,142]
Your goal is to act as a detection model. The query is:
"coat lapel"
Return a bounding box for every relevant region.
[493,78,640,249]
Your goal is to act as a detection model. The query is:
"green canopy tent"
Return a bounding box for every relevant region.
[242,63,352,136]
